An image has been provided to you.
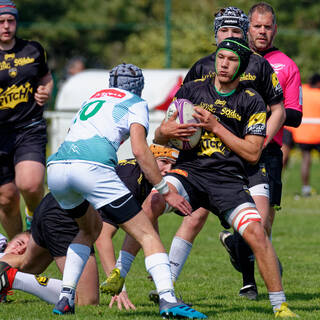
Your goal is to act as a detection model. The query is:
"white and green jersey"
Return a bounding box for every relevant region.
[47,88,149,168]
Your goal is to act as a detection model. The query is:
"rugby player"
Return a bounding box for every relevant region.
[219,2,303,300]
[149,6,284,301]
[108,37,298,318]
[0,0,53,237]
[0,144,180,311]
[46,62,206,319]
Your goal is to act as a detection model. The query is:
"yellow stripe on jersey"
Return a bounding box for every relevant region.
[248,112,266,128]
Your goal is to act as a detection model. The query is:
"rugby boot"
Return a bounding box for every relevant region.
[159,298,207,319]
[239,284,258,300]
[100,268,124,295]
[274,302,299,318]
[53,296,75,315]
[149,289,193,307]
[219,230,241,272]
[0,262,18,302]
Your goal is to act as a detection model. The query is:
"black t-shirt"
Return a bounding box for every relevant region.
[0,38,49,128]
[183,51,283,107]
[116,158,152,205]
[174,78,267,181]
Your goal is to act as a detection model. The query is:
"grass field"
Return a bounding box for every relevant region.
[0,150,320,319]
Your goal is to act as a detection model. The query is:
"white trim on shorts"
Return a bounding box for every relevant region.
[249,183,270,198]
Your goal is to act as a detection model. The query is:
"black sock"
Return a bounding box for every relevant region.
[233,232,256,287]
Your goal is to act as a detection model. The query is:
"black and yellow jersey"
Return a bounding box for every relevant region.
[0,38,49,128]
[183,51,283,107]
[174,77,266,181]
[116,158,152,205]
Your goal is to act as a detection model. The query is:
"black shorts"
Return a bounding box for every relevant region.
[282,128,295,148]
[166,166,253,218]
[31,193,94,257]
[298,143,320,152]
[0,119,47,186]
[261,143,283,207]
[99,192,141,225]
[247,161,269,188]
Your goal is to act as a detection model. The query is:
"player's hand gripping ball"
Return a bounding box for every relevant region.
[165,99,202,150]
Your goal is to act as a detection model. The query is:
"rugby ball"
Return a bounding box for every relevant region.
[165,99,202,150]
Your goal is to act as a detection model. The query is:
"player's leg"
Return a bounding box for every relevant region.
[108,188,167,289]
[227,204,298,317]
[53,204,102,314]
[95,221,118,276]
[169,207,209,283]
[0,234,59,304]
[15,160,45,225]
[55,254,99,306]
[105,177,207,318]
[0,133,23,238]
[121,208,207,319]
[14,121,47,228]
[0,182,22,239]
[235,192,270,300]
[300,148,312,196]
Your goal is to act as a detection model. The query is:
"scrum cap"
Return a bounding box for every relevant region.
[214,6,249,42]
[150,144,179,163]
[216,37,252,80]
[109,63,144,97]
[0,0,18,19]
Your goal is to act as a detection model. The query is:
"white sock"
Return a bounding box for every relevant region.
[115,250,135,278]
[60,243,90,305]
[13,272,61,304]
[168,236,192,283]
[145,253,177,303]
[269,291,286,312]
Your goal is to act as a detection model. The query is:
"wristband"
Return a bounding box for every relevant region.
[154,179,170,195]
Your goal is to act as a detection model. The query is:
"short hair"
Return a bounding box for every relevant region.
[248,2,276,25]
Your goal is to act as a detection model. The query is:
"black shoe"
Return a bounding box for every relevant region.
[239,284,258,300]
[219,231,241,272]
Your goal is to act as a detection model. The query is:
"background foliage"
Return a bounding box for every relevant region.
[15,0,320,86]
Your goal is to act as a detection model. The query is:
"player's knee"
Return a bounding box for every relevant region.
[182,214,204,233]
[243,222,268,251]
[0,183,19,207]
[143,192,165,218]
[17,179,43,196]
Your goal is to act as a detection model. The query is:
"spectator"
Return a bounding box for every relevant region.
[291,73,320,196]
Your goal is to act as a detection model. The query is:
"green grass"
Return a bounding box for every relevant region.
[1,149,320,319]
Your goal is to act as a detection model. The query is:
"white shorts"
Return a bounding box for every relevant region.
[47,161,131,210]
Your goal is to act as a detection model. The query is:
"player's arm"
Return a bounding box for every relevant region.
[130,123,192,215]
[153,111,199,145]
[284,108,302,127]
[283,68,303,128]
[35,72,54,106]
[264,101,286,147]
[194,107,264,164]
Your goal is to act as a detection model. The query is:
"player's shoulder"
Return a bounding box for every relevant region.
[16,38,44,52]
[194,52,215,66]
[181,77,212,93]
[248,51,271,68]
[238,85,265,102]
[268,49,300,71]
